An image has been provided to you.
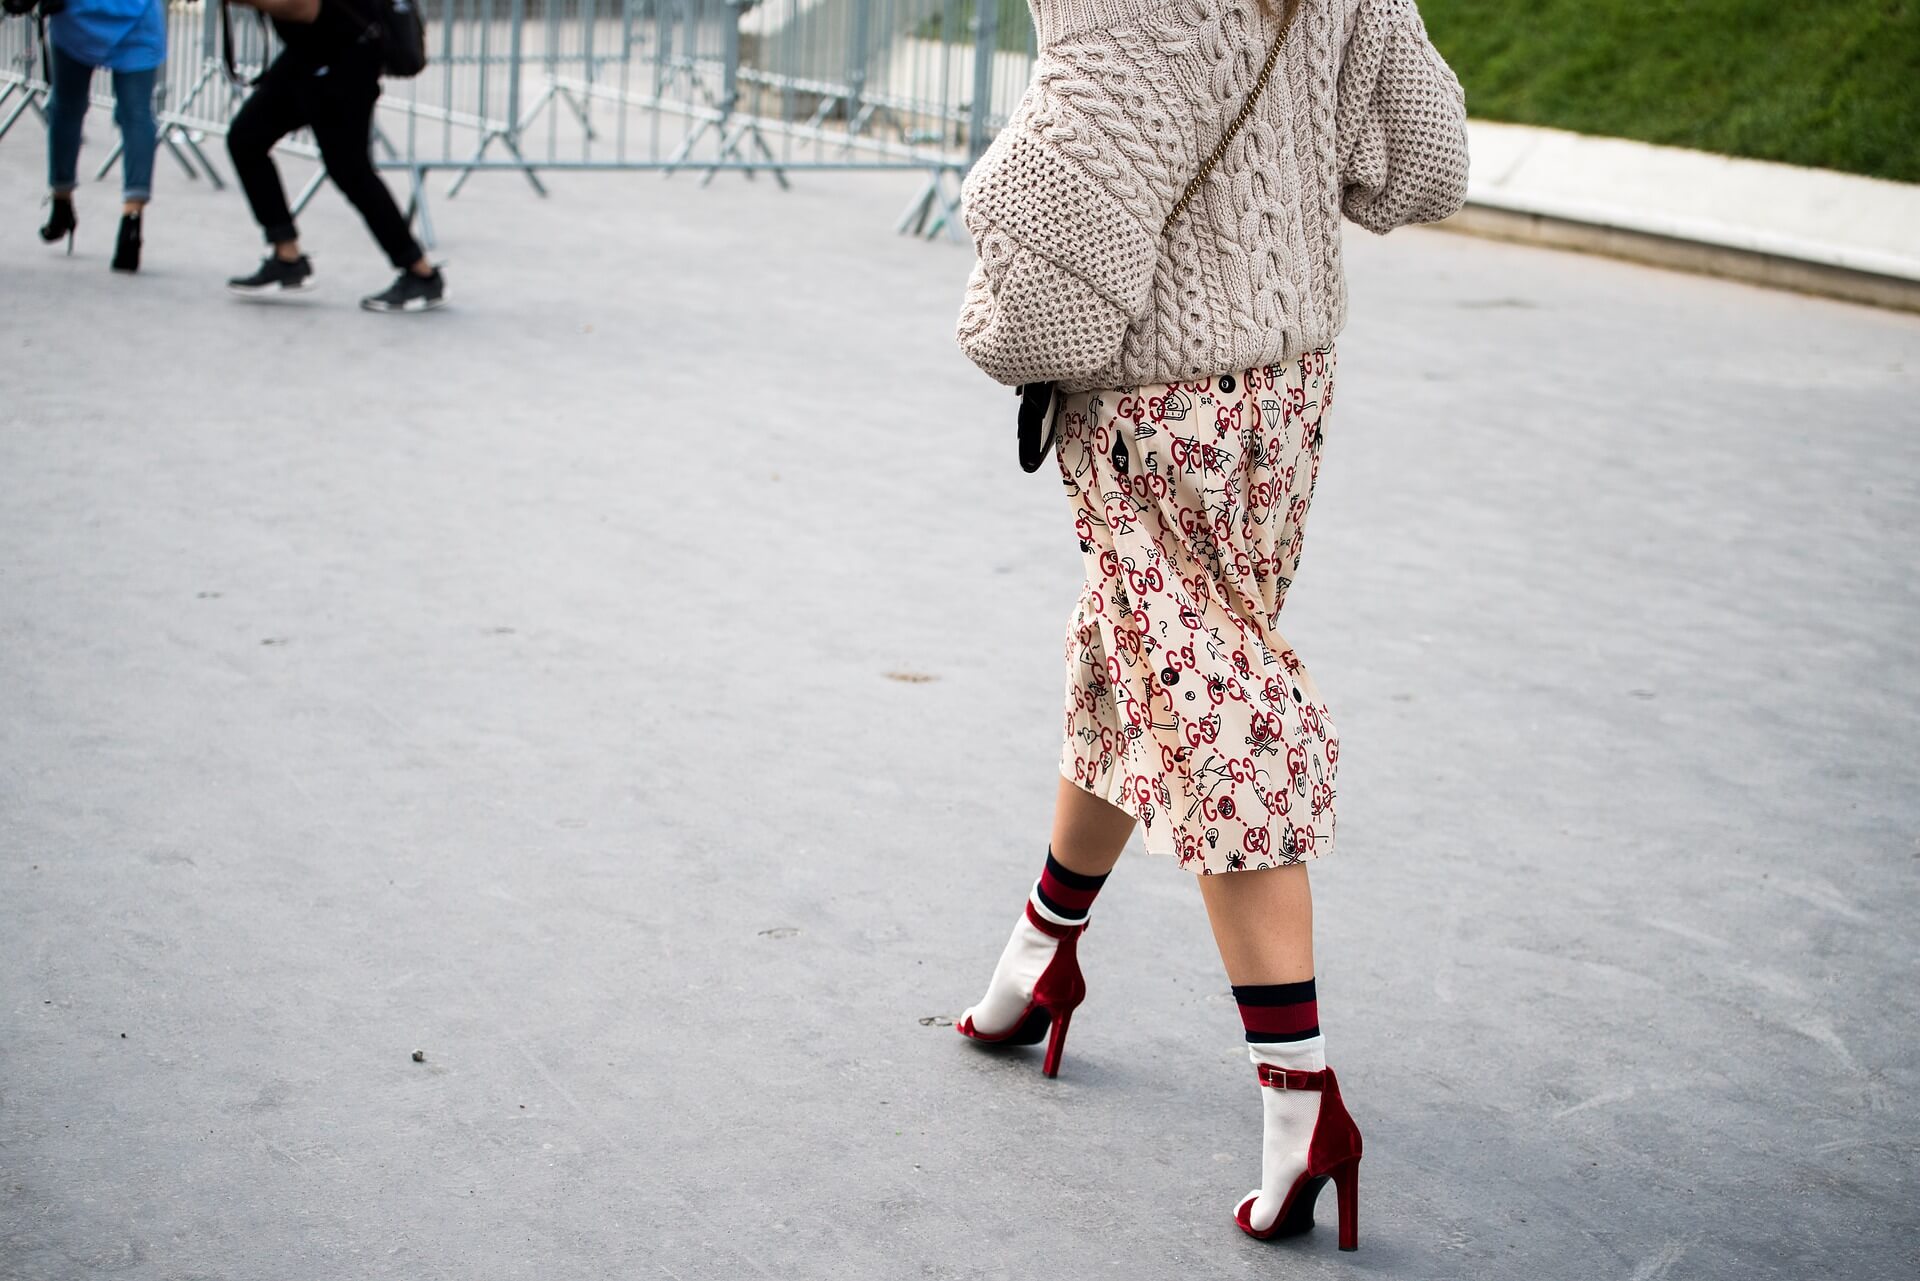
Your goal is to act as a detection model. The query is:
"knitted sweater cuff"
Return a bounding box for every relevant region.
[956,124,1159,385]
[1336,0,1469,232]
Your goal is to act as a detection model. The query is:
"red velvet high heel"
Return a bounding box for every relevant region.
[955,903,1087,1078]
[1234,1063,1364,1251]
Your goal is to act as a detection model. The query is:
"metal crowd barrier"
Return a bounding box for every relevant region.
[0,12,49,148]
[0,0,1039,241]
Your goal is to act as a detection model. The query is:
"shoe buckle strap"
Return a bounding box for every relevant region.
[1023,899,1088,941]
[1257,1063,1326,1091]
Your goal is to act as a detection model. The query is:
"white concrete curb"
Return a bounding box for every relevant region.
[1446,121,1920,309]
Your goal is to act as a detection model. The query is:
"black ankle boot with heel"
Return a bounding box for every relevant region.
[39,196,76,254]
[112,212,142,273]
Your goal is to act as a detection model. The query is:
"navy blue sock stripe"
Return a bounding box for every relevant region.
[1231,979,1317,1006]
[1032,883,1075,919]
[1043,849,1109,892]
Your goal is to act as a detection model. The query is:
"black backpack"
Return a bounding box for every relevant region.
[365,0,427,79]
[221,0,427,83]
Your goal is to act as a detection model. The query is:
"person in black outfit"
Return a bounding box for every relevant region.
[224,0,445,311]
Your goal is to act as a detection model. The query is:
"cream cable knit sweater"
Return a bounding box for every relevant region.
[955,0,1470,392]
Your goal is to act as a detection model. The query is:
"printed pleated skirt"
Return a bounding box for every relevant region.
[1056,348,1339,874]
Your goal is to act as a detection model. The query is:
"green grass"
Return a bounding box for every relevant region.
[1418,1,1920,182]
[915,0,1038,56]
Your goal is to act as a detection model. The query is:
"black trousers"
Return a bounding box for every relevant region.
[227,53,421,270]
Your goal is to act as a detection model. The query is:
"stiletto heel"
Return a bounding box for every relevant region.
[1234,1063,1365,1249]
[1042,1007,1073,1078]
[956,903,1088,1078]
[1332,1159,1359,1251]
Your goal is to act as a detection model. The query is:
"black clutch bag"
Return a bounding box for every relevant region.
[1016,381,1056,474]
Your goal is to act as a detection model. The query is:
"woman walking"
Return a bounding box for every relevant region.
[37,0,166,270]
[952,0,1468,1249]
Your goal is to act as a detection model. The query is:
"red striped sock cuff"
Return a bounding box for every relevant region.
[1034,848,1108,921]
[1233,979,1320,1043]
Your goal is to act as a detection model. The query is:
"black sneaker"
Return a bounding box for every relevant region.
[227,255,315,298]
[361,267,446,313]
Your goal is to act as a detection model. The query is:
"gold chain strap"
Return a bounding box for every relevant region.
[1162,1,1300,238]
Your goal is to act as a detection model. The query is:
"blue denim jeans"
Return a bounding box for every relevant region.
[47,46,159,201]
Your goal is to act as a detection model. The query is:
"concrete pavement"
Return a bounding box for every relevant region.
[3,139,1919,1281]
[1453,120,1920,312]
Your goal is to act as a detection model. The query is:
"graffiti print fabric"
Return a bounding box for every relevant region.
[1057,349,1339,875]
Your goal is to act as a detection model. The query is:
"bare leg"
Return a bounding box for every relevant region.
[1196,864,1314,986]
[1049,776,1135,878]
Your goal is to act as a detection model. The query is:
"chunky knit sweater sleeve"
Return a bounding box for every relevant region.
[1335,0,1469,233]
[954,0,1470,391]
[955,31,1182,388]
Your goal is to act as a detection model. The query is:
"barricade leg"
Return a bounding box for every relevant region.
[896,165,964,243]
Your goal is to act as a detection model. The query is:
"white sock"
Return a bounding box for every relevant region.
[960,896,1078,1037]
[1242,1035,1327,1233]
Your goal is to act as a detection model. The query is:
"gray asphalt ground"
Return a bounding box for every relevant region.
[3,132,1919,1281]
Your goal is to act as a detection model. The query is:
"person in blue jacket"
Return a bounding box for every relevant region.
[37,0,165,271]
